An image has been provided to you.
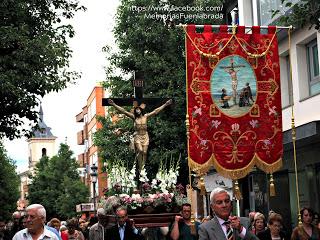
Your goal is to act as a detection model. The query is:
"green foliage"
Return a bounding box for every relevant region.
[0,0,85,140]
[28,143,89,219]
[0,142,20,221]
[94,116,135,170]
[272,0,320,31]
[95,0,222,184]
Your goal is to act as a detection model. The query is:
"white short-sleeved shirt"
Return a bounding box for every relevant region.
[13,227,59,240]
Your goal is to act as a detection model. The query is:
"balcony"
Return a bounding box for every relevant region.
[77,130,84,145]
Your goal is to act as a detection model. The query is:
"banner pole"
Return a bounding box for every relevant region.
[287,27,302,225]
[176,24,293,30]
[184,25,198,231]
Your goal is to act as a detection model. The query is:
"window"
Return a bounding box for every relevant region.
[42,148,47,157]
[286,55,293,105]
[258,0,299,25]
[307,39,320,95]
[281,55,293,108]
[87,98,97,122]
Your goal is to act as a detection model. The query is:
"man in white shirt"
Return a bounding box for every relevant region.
[13,204,59,240]
[199,188,258,240]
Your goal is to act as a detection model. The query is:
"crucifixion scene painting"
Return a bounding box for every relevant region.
[210,55,257,117]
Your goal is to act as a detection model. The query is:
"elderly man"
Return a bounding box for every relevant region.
[89,208,108,240]
[7,211,23,239]
[106,206,142,240]
[13,204,59,240]
[199,188,258,240]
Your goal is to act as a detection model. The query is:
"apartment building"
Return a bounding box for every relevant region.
[76,85,107,201]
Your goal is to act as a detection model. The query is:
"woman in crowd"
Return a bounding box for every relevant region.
[313,212,320,230]
[291,207,320,240]
[65,218,85,240]
[252,212,266,235]
[257,212,287,240]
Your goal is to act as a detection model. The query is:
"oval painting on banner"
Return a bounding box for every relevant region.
[210,55,257,117]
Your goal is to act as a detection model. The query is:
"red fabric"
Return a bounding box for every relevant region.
[186,25,283,178]
[61,231,68,240]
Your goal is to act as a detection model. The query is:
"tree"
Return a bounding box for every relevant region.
[0,0,85,140]
[0,142,20,221]
[272,0,320,30]
[95,0,222,183]
[28,143,89,219]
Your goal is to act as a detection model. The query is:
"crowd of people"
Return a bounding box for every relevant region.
[1,188,320,240]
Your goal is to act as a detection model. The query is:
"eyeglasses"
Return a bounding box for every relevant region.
[214,199,231,205]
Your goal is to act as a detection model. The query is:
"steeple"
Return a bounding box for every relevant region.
[27,104,57,170]
[39,105,44,123]
[32,105,55,138]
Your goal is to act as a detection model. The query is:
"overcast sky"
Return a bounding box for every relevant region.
[4,0,120,172]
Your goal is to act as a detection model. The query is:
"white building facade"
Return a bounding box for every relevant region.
[229,0,320,229]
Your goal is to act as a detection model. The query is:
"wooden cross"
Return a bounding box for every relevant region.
[102,71,171,190]
[102,72,170,108]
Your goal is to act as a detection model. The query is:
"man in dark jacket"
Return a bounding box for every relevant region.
[105,206,142,240]
[199,187,259,240]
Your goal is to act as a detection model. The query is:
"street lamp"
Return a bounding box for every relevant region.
[90,163,98,215]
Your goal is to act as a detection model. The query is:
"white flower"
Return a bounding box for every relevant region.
[263,139,271,145]
[211,120,221,129]
[232,123,240,131]
[131,194,141,200]
[269,106,277,116]
[119,194,130,198]
[249,120,259,128]
[193,106,202,116]
[200,139,207,146]
[139,166,149,183]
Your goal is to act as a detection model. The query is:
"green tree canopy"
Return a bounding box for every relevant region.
[95,0,222,184]
[0,0,85,140]
[28,143,89,219]
[0,142,20,221]
[273,0,320,30]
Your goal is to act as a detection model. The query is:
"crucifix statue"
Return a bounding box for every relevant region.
[220,57,245,105]
[102,72,172,173]
[107,98,172,171]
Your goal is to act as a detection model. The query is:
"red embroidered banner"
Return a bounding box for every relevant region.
[185,25,283,179]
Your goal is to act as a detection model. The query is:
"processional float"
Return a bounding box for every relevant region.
[181,23,302,224]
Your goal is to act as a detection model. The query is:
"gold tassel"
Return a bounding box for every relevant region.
[233,180,242,200]
[198,177,206,196]
[269,174,276,197]
[190,219,196,235]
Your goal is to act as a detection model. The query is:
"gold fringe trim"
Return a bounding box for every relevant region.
[255,157,282,174]
[188,154,282,180]
[212,155,257,180]
[188,155,214,176]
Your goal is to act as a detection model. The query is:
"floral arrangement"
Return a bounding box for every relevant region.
[101,159,188,214]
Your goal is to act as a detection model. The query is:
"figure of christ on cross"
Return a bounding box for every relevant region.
[107,99,172,172]
[220,57,245,105]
